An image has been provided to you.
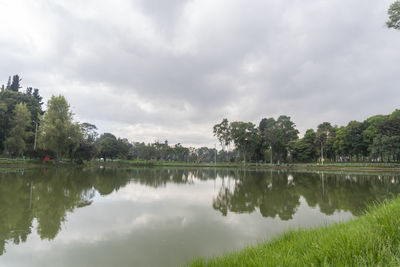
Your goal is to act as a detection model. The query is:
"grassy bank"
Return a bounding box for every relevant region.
[2,158,400,172]
[189,197,400,266]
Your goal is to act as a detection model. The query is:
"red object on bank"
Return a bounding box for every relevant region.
[42,156,51,163]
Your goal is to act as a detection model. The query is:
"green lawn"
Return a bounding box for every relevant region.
[189,196,400,266]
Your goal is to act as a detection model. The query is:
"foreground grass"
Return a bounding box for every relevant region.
[189,197,400,266]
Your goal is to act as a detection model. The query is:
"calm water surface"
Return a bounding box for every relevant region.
[0,167,400,267]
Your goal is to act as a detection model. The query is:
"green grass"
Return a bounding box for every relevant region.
[189,197,400,266]
[2,157,400,172]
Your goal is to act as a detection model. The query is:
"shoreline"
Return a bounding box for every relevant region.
[1,161,400,172]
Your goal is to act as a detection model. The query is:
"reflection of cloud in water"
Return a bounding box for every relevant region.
[103,179,217,205]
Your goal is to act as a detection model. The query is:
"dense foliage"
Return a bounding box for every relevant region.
[214,111,400,163]
[0,75,43,156]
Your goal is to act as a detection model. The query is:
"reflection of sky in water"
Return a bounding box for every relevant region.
[4,168,400,267]
[0,175,355,267]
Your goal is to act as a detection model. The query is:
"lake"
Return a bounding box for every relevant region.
[0,167,399,267]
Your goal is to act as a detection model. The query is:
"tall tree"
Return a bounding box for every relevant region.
[274,115,299,161]
[26,87,33,95]
[230,121,260,163]
[4,103,32,157]
[316,122,334,161]
[213,118,232,151]
[81,123,98,143]
[38,95,82,160]
[289,129,317,162]
[345,121,368,161]
[10,75,22,92]
[6,76,11,90]
[32,89,43,106]
[363,115,388,149]
[259,117,276,162]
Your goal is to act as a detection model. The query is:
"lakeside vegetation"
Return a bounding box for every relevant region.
[213,110,400,165]
[189,196,400,266]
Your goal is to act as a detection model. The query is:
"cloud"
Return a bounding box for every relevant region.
[0,0,399,146]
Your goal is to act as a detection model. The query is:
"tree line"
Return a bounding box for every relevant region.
[0,75,222,162]
[2,74,400,164]
[213,110,400,163]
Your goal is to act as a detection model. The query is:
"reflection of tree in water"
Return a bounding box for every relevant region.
[212,170,400,221]
[0,167,232,255]
[0,168,131,255]
[0,173,33,256]
[295,172,400,216]
[126,168,195,188]
[259,174,300,220]
[213,171,300,220]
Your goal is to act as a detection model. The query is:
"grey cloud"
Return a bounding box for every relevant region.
[0,0,400,146]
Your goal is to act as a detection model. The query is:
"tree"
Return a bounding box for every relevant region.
[213,118,232,151]
[96,136,119,161]
[378,118,400,137]
[259,117,276,163]
[4,103,32,157]
[333,126,349,160]
[371,135,400,162]
[316,122,334,161]
[370,117,400,162]
[117,138,131,159]
[274,115,299,161]
[0,87,43,153]
[74,123,98,161]
[213,118,232,162]
[32,89,43,106]
[173,143,190,161]
[289,129,317,162]
[258,116,299,163]
[66,123,84,160]
[26,87,32,95]
[81,123,98,143]
[363,115,388,150]
[38,95,82,160]
[344,121,368,161]
[230,121,260,163]
[387,1,400,30]
[10,75,22,92]
[6,76,11,90]
[95,133,130,161]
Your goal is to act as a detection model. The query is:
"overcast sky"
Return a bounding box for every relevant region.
[0,0,399,147]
